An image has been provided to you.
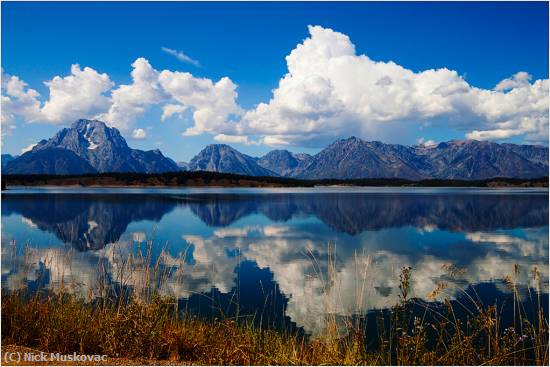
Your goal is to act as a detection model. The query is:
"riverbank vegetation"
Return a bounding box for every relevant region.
[2,171,548,189]
[2,263,548,365]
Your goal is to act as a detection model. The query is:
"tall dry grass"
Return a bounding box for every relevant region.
[1,241,548,365]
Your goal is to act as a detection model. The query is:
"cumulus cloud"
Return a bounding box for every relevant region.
[2,65,112,128]
[21,143,37,154]
[131,128,147,140]
[98,58,164,131]
[417,137,437,147]
[214,134,255,145]
[495,71,532,91]
[158,71,242,136]
[232,25,549,146]
[161,47,200,67]
[1,70,41,129]
[2,25,548,145]
[41,65,113,123]
[96,58,241,135]
[161,104,187,121]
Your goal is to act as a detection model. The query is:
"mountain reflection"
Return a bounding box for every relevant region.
[2,194,178,250]
[2,190,548,335]
[2,222,547,335]
[184,193,549,233]
[2,192,547,250]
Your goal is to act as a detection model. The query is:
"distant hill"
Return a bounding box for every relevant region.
[3,148,96,175]
[292,137,548,180]
[188,144,277,176]
[257,150,312,177]
[3,119,548,179]
[177,161,189,171]
[185,138,547,180]
[293,137,430,180]
[414,140,549,180]
[1,154,17,170]
[4,119,179,174]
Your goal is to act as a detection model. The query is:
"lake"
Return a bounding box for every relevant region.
[2,187,548,336]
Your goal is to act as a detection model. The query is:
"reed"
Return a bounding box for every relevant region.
[1,242,548,365]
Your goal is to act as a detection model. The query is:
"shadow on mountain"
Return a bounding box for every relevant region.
[182,192,548,233]
[2,194,178,251]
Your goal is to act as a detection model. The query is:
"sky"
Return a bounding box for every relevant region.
[2,1,549,161]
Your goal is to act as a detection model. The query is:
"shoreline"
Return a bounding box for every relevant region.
[2,185,549,194]
[2,172,548,190]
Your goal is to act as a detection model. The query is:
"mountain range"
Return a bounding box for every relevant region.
[187,144,276,176]
[2,119,548,180]
[4,119,179,174]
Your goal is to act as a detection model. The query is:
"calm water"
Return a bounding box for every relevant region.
[2,187,548,335]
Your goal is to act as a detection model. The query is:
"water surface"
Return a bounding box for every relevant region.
[2,187,548,335]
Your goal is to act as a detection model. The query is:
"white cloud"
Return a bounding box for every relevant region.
[131,128,147,140]
[98,58,164,132]
[230,25,549,146]
[417,138,437,147]
[214,134,255,145]
[1,71,42,127]
[161,104,187,121]
[21,143,37,154]
[2,26,548,146]
[161,47,200,67]
[41,64,113,124]
[495,71,532,91]
[466,129,522,140]
[465,78,548,141]
[158,71,242,136]
[100,59,241,134]
[2,65,113,132]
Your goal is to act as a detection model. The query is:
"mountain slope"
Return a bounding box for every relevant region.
[1,154,17,170]
[257,150,312,177]
[188,144,277,176]
[5,119,179,174]
[4,148,97,175]
[3,122,547,179]
[293,137,433,180]
[416,140,549,179]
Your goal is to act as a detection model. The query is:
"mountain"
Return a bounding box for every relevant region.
[3,121,547,179]
[293,137,433,180]
[4,119,179,174]
[1,154,17,170]
[415,140,549,180]
[293,138,548,180]
[3,148,97,175]
[188,144,277,176]
[177,161,189,171]
[257,150,312,176]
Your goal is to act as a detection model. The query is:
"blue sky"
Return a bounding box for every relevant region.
[2,2,548,161]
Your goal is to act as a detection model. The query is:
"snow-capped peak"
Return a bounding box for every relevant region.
[84,123,99,150]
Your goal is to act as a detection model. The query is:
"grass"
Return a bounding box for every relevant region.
[1,243,548,365]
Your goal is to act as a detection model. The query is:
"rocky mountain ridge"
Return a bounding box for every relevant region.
[3,120,548,180]
[4,119,179,174]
